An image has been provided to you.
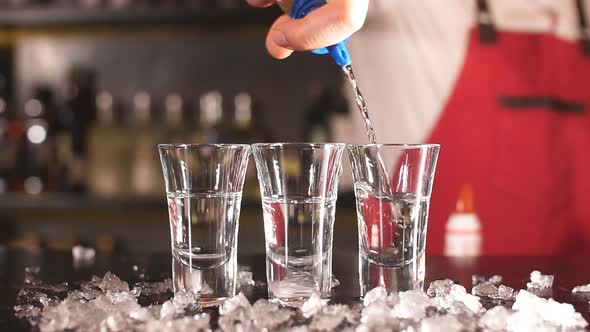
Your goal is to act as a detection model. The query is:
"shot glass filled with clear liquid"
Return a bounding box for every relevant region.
[252,143,345,307]
[348,144,439,296]
[159,144,251,306]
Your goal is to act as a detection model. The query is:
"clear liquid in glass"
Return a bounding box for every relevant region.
[354,183,429,294]
[167,191,241,306]
[262,196,336,307]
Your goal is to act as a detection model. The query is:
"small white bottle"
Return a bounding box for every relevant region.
[444,184,482,257]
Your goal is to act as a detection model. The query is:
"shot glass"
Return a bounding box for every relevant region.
[348,144,439,295]
[159,144,251,306]
[252,143,345,307]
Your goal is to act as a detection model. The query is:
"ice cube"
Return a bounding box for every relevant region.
[14,304,41,319]
[542,298,588,329]
[392,290,430,320]
[218,306,252,332]
[448,285,483,314]
[39,295,58,308]
[572,284,590,293]
[495,285,515,300]
[173,291,196,307]
[102,313,130,332]
[446,301,473,316]
[511,289,589,330]
[310,304,357,331]
[252,305,293,330]
[479,306,511,331]
[362,286,388,306]
[488,275,503,285]
[160,301,177,320]
[472,274,502,286]
[129,307,155,322]
[238,271,255,288]
[251,298,279,313]
[420,315,463,332]
[387,293,400,307]
[17,289,48,304]
[512,289,546,312]
[144,314,210,332]
[98,272,130,293]
[219,292,251,315]
[300,292,326,318]
[358,301,398,331]
[527,271,554,290]
[427,279,454,297]
[471,282,498,298]
[130,286,142,298]
[135,279,173,297]
[160,291,197,319]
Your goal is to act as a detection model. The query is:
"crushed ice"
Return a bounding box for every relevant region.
[572,283,590,293]
[13,270,589,332]
[300,292,326,318]
[472,274,502,286]
[527,270,554,290]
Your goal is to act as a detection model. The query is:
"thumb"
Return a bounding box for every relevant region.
[269,0,368,51]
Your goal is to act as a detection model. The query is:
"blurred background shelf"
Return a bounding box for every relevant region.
[0,192,356,211]
[0,7,282,29]
[0,193,165,210]
[0,3,350,254]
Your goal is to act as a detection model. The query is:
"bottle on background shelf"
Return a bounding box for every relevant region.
[197,90,223,143]
[229,92,274,200]
[14,88,58,195]
[129,91,164,197]
[444,184,482,257]
[87,91,133,197]
[163,92,189,144]
[66,67,98,193]
[0,73,19,194]
[303,82,347,143]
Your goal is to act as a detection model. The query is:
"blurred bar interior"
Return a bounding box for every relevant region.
[0,1,353,254]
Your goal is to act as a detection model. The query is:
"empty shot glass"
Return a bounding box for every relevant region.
[252,143,345,307]
[159,144,251,306]
[348,144,439,295]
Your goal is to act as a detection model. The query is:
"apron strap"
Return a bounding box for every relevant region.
[576,0,590,56]
[477,0,497,44]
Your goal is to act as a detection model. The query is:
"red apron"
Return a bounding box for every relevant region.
[426,0,590,255]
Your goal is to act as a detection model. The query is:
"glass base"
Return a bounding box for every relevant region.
[172,256,236,306]
[359,252,425,296]
[193,297,229,308]
[270,296,307,308]
[268,295,329,308]
[266,254,332,308]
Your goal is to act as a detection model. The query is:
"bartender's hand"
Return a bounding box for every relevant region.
[247,0,368,59]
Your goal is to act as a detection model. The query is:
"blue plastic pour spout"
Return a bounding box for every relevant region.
[288,0,352,66]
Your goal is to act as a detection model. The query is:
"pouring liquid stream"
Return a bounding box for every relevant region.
[343,64,377,144]
[343,64,393,196]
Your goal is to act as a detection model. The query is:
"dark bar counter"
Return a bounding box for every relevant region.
[1,248,589,331]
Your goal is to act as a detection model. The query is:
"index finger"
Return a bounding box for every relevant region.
[246,0,275,7]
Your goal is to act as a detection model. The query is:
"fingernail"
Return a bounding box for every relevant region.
[271,30,289,48]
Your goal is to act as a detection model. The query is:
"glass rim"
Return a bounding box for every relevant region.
[347,143,440,149]
[158,143,251,150]
[252,142,346,149]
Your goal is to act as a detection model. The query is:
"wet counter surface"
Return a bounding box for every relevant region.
[1,249,589,330]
